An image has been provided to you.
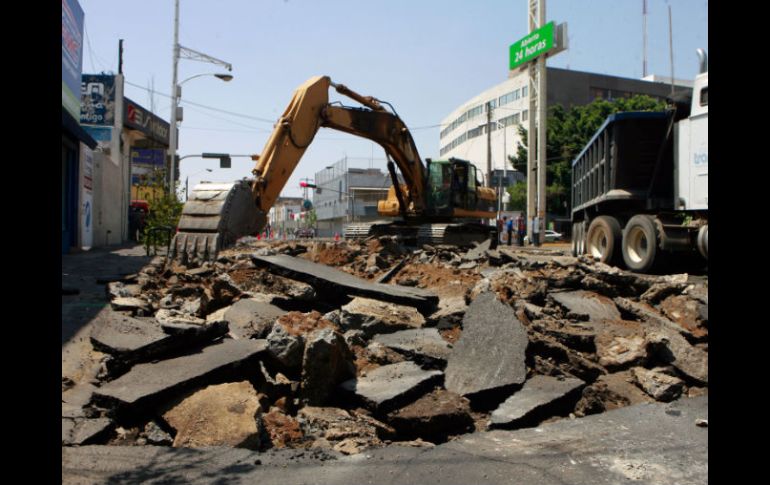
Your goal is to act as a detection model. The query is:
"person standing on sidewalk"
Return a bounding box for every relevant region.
[516,214,525,246]
[505,216,514,246]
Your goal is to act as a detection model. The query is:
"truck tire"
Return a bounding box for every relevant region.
[697,224,708,260]
[571,223,580,256]
[586,216,622,265]
[578,221,587,255]
[622,215,659,273]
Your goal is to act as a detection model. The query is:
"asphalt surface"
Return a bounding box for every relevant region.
[62,395,708,485]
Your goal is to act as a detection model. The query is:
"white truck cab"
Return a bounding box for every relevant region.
[675,50,708,212]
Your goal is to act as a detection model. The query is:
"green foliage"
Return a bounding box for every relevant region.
[506,181,527,212]
[138,169,184,253]
[508,94,668,215]
[306,209,317,228]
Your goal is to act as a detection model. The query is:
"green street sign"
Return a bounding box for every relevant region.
[509,22,555,70]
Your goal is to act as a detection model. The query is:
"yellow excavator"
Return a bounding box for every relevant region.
[173,76,497,261]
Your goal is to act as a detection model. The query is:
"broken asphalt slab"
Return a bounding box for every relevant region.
[63,396,707,485]
[90,311,228,370]
[489,375,585,429]
[339,361,443,413]
[373,328,452,367]
[444,291,528,397]
[93,339,268,413]
[250,254,438,313]
[550,290,621,322]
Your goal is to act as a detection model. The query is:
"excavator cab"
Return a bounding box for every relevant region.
[426,158,481,216]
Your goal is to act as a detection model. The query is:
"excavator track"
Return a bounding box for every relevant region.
[172,180,265,262]
[344,220,495,248]
[417,223,496,247]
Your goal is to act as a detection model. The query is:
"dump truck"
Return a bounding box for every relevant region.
[172,76,497,261]
[571,49,708,272]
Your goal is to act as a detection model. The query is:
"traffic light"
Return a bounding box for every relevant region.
[299,181,317,189]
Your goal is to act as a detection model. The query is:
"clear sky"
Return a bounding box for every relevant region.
[79,0,708,199]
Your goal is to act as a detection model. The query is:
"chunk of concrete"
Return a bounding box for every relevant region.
[463,239,491,262]
[574,371,654,417]
[300,328,356,406]
[62,418,113,445]
[489,375,585,429]
[62,383,97,419]
[266,322,306,370]
[110,297,151,313]
[658,295,708,339]
[162,381,262,449]
[222,297,287,339]
[614,297,694,339]
[645,329,708,384]
[297,406,392,451]
[93,339,268,412]
[90,312,228,369]
[339,361,443,412]
[340,297,425,337]
[386,389,473,440]
[373,328,452,366]
[251,254,437,312]
[444,292,528,397]
[154,309,206,326]
[551,290,621,322]
[630,367,685,402]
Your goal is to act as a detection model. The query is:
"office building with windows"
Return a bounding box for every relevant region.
[438,67,691,189]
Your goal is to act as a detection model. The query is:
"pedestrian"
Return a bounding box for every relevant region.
[505,216,514,246]
[516,214,525,246]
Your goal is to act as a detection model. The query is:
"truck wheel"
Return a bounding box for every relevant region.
[571,223,580,256]
[697,224,708,260]
[578,221,587,255]
[586,216,622,265]
[622,215,659,273]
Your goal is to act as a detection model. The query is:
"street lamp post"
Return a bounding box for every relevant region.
[186,168,212,200]
[168,0,233,195]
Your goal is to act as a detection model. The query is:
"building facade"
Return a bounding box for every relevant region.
[268,197,304,238]
[312,158,397,238]
[438,67,691,190]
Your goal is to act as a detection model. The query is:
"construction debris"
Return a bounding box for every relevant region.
[444,291,528,398]
[63,237,708,455]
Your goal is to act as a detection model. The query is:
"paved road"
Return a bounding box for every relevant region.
[62,244,155,384]
[63,395,707,485]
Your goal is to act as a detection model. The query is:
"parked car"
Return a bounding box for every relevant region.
[295,227,315,239]
[523,230,564,244]
[544,230,563,242]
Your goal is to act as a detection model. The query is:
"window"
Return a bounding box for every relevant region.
[700,86,708,106]
[522,110,528,121]
[590,87,608,100]
[522,86,528,97]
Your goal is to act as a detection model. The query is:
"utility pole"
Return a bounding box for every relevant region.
[486,102,493,187]
[168,0,180,195]
[527,0,548,244]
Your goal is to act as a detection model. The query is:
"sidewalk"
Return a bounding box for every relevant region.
[62,243,157,386]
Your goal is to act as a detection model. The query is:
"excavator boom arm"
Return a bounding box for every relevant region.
[251,76,426,215]
[174,75,428,261]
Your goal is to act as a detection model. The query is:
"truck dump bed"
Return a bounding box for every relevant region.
[571,112,674,217]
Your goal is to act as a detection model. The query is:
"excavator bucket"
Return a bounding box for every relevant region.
[171,180,266,262]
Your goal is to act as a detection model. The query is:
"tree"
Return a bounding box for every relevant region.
[137,168,184,252]
[508,95,667,215]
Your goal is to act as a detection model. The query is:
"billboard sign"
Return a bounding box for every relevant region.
[62,0,85,118]
[79,145,93,250]
[131,148,165,167]
[509,21,554,70]
[81,74,116,125]
[124,98,170,146]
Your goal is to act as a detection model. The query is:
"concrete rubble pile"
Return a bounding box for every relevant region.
[62,237,708,457]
